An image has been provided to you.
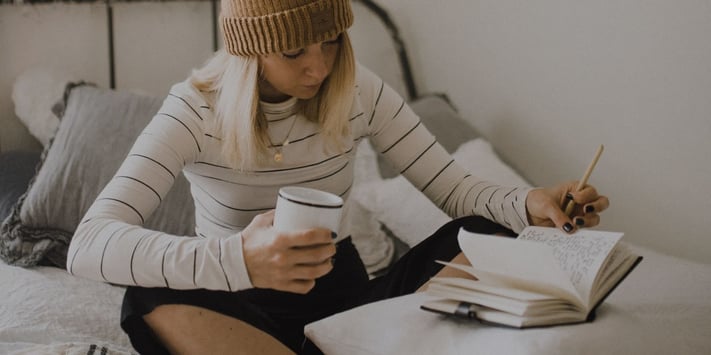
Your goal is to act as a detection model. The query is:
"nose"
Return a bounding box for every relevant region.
[304,48,329,81]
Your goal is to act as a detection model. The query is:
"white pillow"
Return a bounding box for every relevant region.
[12,67,79,146]
[305,244,711,355]
[353,138,531,247]
[349,139,394,275]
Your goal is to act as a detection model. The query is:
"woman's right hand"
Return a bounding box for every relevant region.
[240,210,336,294]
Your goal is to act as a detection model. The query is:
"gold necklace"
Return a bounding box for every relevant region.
[272,116,298,162]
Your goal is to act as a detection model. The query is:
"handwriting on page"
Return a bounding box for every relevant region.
[518,228,618,300]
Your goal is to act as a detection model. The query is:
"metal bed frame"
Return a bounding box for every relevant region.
[98,0,419,100]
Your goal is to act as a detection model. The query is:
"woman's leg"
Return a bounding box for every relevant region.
[416,251,473,292]
[359,216,514,304]
[121,237,369,354]
[143,304,294,355]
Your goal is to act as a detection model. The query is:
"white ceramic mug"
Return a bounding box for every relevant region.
[273,186,343,234]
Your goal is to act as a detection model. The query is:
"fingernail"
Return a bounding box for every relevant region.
[331,232,338,239]
[575,217,585,226]
[565,193,574,200]
[585,205,595,213]
[563,223,574,233]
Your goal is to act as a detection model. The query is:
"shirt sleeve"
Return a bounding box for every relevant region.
[357,64,532,233]
[66,82,253,291]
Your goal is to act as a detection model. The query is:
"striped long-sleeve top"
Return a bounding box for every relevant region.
[67,63,532,291]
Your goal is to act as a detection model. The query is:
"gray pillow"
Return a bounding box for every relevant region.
[0,85,195,268]
[377,94,480,178]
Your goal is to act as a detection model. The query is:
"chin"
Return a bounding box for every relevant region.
[299,93,319,100]
[295,88,321,100]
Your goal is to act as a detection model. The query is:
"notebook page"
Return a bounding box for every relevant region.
[517,227,623,306]
[458,229,582,306]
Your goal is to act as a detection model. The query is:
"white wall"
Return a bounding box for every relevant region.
[111,1,215,96]
[0,2,214,152]
[379,0,711,263]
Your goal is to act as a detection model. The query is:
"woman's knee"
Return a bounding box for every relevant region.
[143,304,295,355]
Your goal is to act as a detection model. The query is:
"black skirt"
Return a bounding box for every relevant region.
[121,216,513,354]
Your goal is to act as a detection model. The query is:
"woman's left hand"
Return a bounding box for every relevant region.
[526,181,610,233]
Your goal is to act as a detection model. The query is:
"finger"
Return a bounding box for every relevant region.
[573,213,601,228]
[283,228,334,248]
[544,202,576,234]
[570,185,599,205]
[253,210,275,227]
[288,243,336,265]
[582,195,610,214]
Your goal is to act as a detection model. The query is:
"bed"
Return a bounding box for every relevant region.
[1,1,710,354]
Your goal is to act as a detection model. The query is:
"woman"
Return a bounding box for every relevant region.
[67,0,609,354]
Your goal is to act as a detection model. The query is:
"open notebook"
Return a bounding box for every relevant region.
[421,226,642,328]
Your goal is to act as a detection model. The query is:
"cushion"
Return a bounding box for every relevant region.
[0,151,41,222]
[11,67,81,146]
[0,84,195,267]
[305,244,711,355]
[377,94,479,178]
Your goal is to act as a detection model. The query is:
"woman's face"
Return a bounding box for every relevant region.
[258,33,342,103]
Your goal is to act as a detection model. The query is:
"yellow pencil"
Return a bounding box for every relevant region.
[563,144,604,216]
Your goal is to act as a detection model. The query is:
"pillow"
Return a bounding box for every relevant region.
[377,95,479,178]
[0,84,195,267]
[354,138,532,248]
[11,67,80,146]
[0,151,41,221]
[305,244,711,355]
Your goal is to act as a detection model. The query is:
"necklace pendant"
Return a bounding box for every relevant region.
[274,151,283,162]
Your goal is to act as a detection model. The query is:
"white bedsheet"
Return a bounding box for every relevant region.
[0,261,134,354]
[306,243,711,354]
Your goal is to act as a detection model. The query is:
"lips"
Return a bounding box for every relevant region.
[303,83,321,90]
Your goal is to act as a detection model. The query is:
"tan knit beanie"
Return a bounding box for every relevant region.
[221,0,354,56]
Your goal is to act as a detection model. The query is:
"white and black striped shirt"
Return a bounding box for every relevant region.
[67,63,531,291]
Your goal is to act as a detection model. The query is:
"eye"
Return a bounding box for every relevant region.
[322,34,343,47]
[281,49,304,59]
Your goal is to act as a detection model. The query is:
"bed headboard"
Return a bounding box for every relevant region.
[0,0,419,152]
[90,0,420,100]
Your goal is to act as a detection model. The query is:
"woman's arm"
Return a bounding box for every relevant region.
[358,64,609,232]
[66,82,253,291]
[358,65,531,233]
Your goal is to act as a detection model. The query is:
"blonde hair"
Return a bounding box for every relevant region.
[190,32,356,170]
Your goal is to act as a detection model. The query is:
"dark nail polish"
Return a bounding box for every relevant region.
[565,193,574,200]
[575,217,585,226]
[331,232,338,239]
[563,223,574,233]
[585,205,595,213]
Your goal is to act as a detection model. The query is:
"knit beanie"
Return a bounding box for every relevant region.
[221,0,354,56]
